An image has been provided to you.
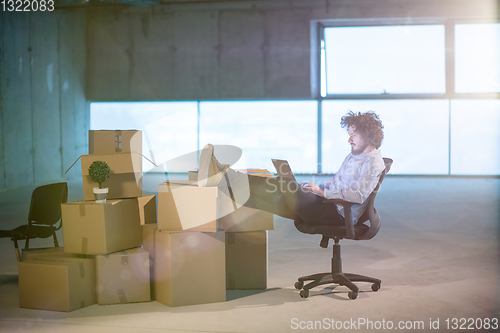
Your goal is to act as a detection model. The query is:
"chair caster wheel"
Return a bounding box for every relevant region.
[294,281,304,290]
[348,291,358,300]
[300,289,309,298]
[371,283,380,292]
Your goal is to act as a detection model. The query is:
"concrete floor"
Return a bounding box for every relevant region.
[0,175,499,332]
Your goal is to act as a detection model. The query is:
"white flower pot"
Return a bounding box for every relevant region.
[93,187,109,203]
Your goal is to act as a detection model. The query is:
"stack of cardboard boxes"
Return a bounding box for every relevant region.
[148,170,274,307]
[18,130,156,311]
[18,131,274,311]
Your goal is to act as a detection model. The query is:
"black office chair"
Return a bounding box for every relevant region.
[293,158,392,300]
[0,182,68,262]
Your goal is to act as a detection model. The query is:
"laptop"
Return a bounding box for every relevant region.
[271,159,296,181]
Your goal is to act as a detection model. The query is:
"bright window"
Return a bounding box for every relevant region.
[199,101,317,173]
[455,23,500,93]
[324,25,446,95]
[450,100,500,175]
[322,100,450,175]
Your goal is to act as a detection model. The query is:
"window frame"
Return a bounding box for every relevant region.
[312,17,500,100]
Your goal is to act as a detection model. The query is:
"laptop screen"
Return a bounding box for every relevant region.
[271,159,296,181]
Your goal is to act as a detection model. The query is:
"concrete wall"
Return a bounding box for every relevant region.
[85,4,312,100]
[86,0,498,101]
[0,10,89,190]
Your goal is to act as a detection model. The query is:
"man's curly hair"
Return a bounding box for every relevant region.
[340,111,384,149]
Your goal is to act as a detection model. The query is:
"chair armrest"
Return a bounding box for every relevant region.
[323,198,356,239]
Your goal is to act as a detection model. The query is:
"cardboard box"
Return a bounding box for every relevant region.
[188,170,274,231]
[226,231,268,290]
[18,257,96,312]
[95,247,150,305]
[89,130,142,155]
[155,230,226,307]
[81,152,143,201]
[22,247,87,261]
[158,180,237,232]
[137,194,157,225]
[142,224,158,300]
[219,207,274,232]
[61,199,142,255]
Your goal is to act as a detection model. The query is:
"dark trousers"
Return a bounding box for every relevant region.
[237,174,345,226]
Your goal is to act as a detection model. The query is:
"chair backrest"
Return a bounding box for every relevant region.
[355,157,393,240]
[28,182,68,226]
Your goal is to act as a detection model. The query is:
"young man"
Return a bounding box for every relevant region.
[198,111,386,226]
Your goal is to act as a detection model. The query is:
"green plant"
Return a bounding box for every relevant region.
[88,161,110,189]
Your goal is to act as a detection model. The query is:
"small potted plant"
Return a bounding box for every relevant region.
[88,161,111,203]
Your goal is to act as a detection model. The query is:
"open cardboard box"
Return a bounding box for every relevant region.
[157,180,238,232]
[186,171,274,232]
[81,152,143,201]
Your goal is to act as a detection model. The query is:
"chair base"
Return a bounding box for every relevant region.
[294,238,381,300]
[295,272,381,300]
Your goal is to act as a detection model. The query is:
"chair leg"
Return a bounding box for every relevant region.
[333,273,359,293]
[24,238,30,250]
[298,273,331,284]
[53,233,59,247]
[297,273,334,291]
[344,273,381,286]
[13,239,22,262]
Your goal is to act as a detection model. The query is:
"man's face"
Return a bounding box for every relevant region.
[348,126,371,155]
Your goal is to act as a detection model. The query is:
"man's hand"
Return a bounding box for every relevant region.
[302,183,324,196]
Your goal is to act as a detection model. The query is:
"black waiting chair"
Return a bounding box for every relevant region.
[293,158,393,300]
[0,182,68,262]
